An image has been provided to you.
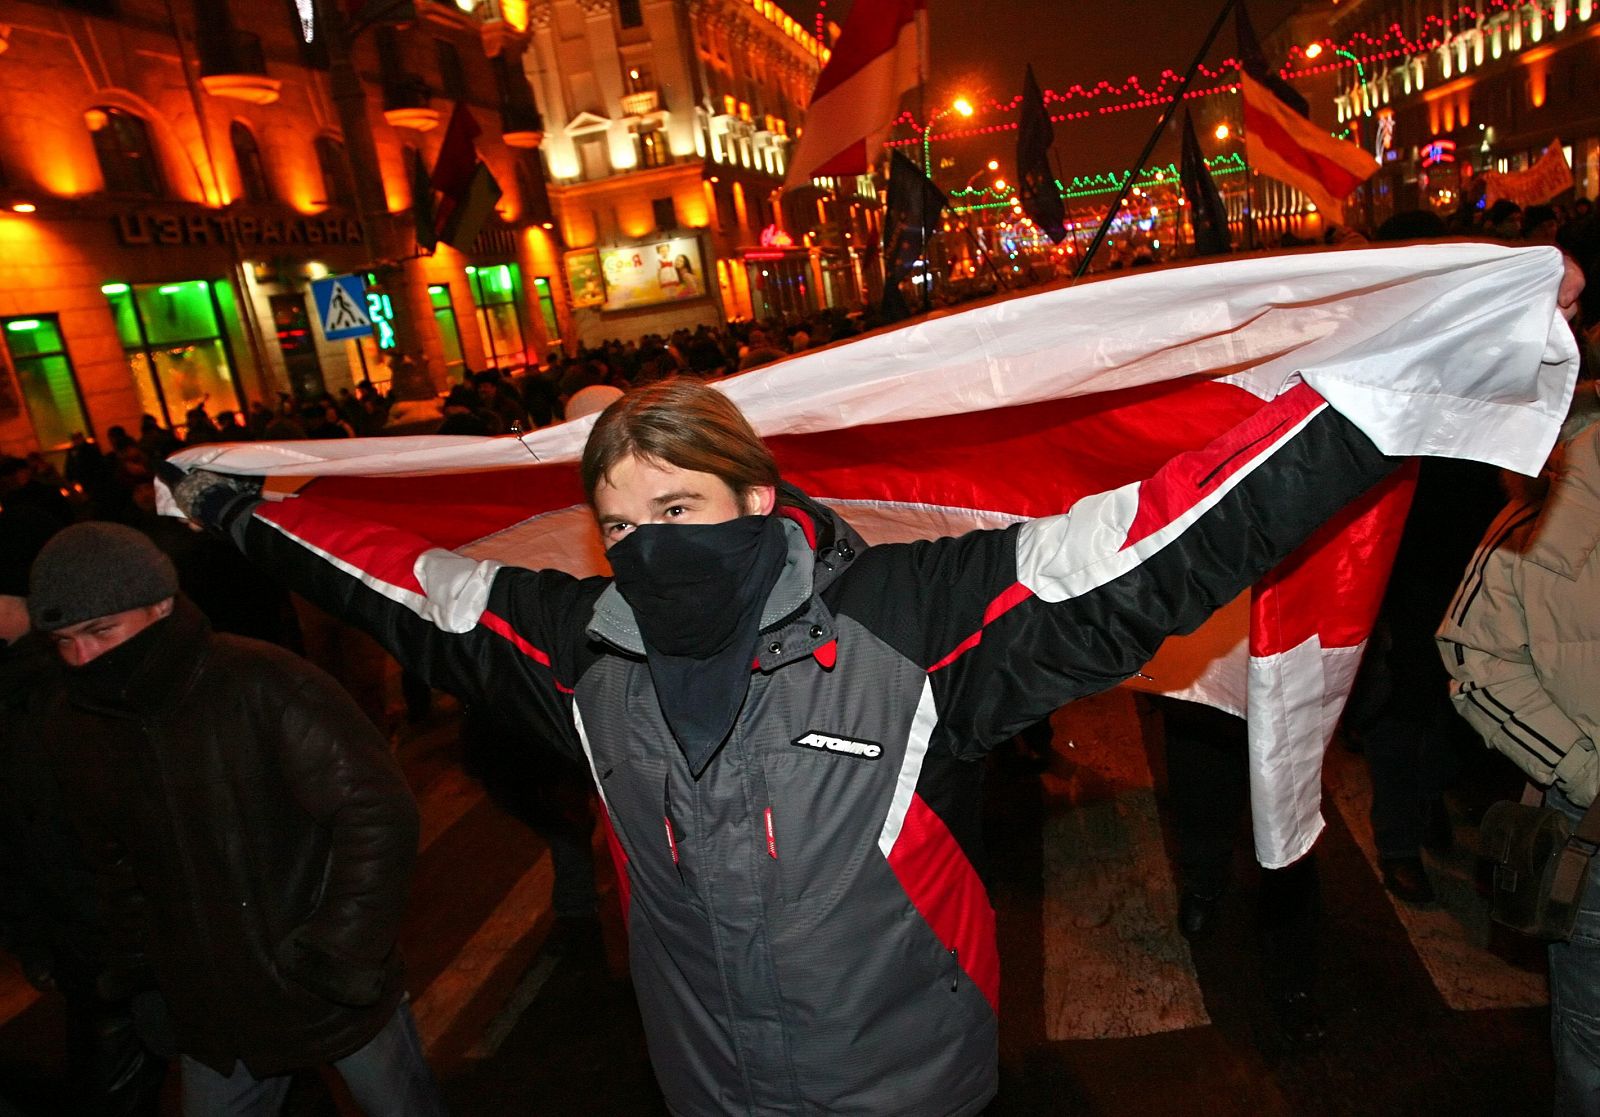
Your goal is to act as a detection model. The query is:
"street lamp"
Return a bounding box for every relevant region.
[922,97,975,173]
[1214,122,1231,141]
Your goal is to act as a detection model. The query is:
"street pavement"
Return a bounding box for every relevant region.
[0,690,1552,1116]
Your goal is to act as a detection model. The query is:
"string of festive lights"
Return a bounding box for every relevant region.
[890,0,1591,140]
[947,153,1247,212]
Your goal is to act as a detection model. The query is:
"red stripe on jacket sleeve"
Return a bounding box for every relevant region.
[929,581,1034,673]
[257,500,428,595]
[885,792,1000,1013]
[479,611,573,694]
[1121,383,1326,552]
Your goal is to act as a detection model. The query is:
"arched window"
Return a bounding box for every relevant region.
[230,122,273,204]
[85,106,164,197]
[314,136,355,210]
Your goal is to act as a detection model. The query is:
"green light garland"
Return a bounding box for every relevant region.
[949,153,1247,212]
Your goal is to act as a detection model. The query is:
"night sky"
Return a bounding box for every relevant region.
[779,0,1315,184]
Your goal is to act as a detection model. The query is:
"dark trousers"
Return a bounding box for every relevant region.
[1159,696,1320,996]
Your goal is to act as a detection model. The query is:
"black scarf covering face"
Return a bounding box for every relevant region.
[607,515,789,776]
[63,610,176,707]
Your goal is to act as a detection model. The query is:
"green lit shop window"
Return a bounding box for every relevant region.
[428,284,467,383]
[465,264,525,371]
[2,315,92,452]
[532,276,561,346]
[102,280,242,432]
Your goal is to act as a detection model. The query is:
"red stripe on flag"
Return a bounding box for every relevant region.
[258,500,427,594]
[307,462,588,551]
[812,139,869,179]
[1249,460,1416,657]
[1241,78,1371,204]
[479,610,573,693]
[771,377,1264,522]
[928,581,1033,672]
[885,792,1000,1013]
[1121,382,1326,552]
[809,0,925,101]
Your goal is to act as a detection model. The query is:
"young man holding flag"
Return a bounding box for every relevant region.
[165,329,1556,1112]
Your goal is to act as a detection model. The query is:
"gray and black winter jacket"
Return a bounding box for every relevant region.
[203,385,1394,1115]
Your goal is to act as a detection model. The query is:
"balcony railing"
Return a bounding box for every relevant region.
[620,89,660,116]
[199,30,281,104]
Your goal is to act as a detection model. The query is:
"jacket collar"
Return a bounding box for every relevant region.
[585,483,865,666]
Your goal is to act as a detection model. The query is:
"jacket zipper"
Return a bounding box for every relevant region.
[663,773,684,884]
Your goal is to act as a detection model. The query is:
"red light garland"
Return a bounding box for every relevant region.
[893,0,1588,143]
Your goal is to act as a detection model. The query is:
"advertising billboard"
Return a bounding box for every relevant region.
[597,237,707,310]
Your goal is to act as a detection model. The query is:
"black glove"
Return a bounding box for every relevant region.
[164,463,262,531]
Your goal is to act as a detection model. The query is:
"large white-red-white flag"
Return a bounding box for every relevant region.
[783,0,926,187]
[169,243,1578,867]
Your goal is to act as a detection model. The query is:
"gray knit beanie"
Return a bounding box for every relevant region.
[28,522,179,631]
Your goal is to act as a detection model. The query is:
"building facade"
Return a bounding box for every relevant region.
[1329,0,1600,228]
[0,0,564,459]
[523,0,879,346]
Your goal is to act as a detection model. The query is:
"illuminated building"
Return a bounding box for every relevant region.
[1327,0,1600,226]
[522,0,879,341]
[0,0,561,459]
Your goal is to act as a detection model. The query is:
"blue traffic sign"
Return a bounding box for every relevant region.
[311,274,375,341]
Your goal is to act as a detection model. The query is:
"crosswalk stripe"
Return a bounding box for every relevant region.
[412,851,554,1053]
[1041,692,1211,1040]
[1321,745,1547,1010]
[415,765,484,854]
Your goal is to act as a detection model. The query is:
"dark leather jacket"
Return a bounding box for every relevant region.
[0,633,107,992]
[45,598,419,1076]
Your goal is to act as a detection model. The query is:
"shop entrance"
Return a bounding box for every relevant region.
[270,293,326,399]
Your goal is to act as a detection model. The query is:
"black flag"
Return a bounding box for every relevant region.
[881,150,948,322]
[408,148,437,254]
[1180,110,1230,257]
[1016,64,1067,244]
[1235,1,1308,118]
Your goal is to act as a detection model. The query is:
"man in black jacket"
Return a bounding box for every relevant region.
[26,522,443,1117]
[1,506,167,1116]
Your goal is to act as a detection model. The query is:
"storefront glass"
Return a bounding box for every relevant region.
[532,276,560,347]
[102,280,243,431]
[466,264,525,371]
[2,315,91,451]
[744,254,815,320]
[429,284,467,383]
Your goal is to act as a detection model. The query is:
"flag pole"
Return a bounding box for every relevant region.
[1072,0,1238,281]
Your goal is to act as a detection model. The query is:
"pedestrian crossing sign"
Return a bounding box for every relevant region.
[311,274,375,341]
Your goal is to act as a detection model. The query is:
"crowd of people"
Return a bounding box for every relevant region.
[1,204,1598,1117]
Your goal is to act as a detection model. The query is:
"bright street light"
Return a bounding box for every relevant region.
[986,159,999,171]
[1304,42,1324,60]
[1214,122,1231,141]
[922,96,975,171]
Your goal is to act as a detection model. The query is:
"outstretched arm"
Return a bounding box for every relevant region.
[843,383,1398,756]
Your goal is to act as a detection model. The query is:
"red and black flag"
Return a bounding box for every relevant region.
[1016,64,1067,244]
